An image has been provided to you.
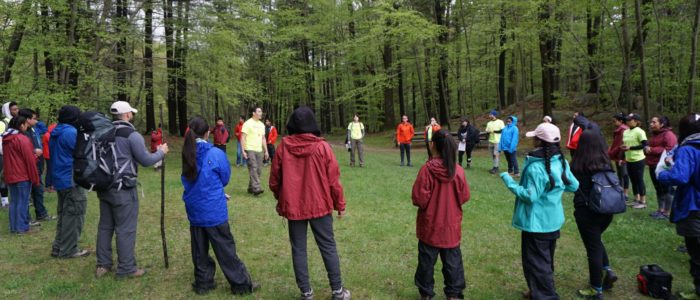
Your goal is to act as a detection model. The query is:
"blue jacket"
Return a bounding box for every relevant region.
[49,123,77,191]
[659,135,700,223]
[499,116,519,153]
[181,141,231,227]
[501,153,579,233]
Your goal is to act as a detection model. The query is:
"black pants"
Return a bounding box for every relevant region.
[627,160,646,197]
[685,236,700,289]
[574,208,613,288]
[649,168,674,211]
[266,144,276,164]
[190,223,254,293]
[214,144,227,153]
[414,241,465,299]
[400,143,412,164]
[288,214,343,293]
[522,231,560,300]
[614,161,629,190]
[504,151,520,174]
[458,144,475,166]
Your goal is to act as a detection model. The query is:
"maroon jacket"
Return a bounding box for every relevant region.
[412,158,470,248]
[608,124,629,161]
[646,127,677,166]
[2,132,40,186]
[269,133,345,220]
[211,124,229,146]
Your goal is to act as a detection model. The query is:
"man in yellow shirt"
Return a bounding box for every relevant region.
[485,110,505,174]
[241,107,269,195]
[347,114,365,167]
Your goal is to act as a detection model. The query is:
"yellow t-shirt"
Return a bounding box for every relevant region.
[241,118,265,152]
[486,119,505,144]
[623,127,647,163]
[348,122,364,140]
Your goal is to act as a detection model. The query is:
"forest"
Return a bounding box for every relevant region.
[0,0,699,135]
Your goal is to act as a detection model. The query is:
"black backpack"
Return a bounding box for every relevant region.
[73,112,134,191]
[637,264,673,299]
[588,171,627,214]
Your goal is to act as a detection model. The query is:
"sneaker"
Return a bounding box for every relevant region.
[488,167,499,174]
[626,200,638,207]
[37,215,56,222]
[349,162,355,167]
[633,202,647,209]
[63,249,90,259]
[400,162,404,166]
[300,289,314,300]
[116,268,146,279]
[95,266,111,278]
[407,163,413,167]
[29,220,41,227]
[331,288,351,300]
[466,163,471,169]
[653,213,669,220]
[577,287,603,299]
[513,173,521,178]
[253,190,264,196]
[602,269,618,290]
[192,282,217,295]
[650,211,662,217]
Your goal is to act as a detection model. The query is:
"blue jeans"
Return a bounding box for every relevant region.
[9,181,31,233]
[236,141,247,166]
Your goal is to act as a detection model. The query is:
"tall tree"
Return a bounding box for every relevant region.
[434,0,450,127]
[498,6,507,108]
[114,0,128,102]
[0,0,32,86]
[586,1,602,94]
[145,0,155,131]
[538,0,557,117]
[634,0,650,123]
[164,0,177,134]
[689,0,700,112]
[176,0,191,136]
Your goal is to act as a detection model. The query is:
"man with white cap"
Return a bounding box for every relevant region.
[95,101,169,279]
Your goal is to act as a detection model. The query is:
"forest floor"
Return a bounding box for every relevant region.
[0,134,689,299]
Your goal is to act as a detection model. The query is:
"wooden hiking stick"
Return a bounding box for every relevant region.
[159,104,169,268]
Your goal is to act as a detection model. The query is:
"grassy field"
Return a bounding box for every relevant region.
[0,133,689,299]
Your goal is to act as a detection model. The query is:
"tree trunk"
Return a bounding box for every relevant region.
[115,0,128,102]
[145,0,155,132]
[586,1,601,94]
[40,4,55,83]
[164,0,177,134]
[176,0,190,136]
[498,9,507,109]
[634,0,650,124]
[434,0,449,128]
[689,0,700,112]
[0,0,32,85]
[619,2,633,111]
[382,42,395,130]
[539,1,556,117]
[398,57,406,118]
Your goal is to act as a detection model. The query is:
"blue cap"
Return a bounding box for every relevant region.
[489,110,499,117]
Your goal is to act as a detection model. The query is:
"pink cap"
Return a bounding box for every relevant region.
[525,123,561,143]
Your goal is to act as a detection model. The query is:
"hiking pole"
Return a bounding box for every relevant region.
[159,104,169,268]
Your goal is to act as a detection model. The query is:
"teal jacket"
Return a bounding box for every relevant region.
[501,153,579,233]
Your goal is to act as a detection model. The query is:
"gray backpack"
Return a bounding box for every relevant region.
[588,171,627,214]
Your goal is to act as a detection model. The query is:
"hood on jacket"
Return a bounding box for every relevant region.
[51,123,75,140]
[195,141,214,167]
[425,158,455,183]
[2,102,12,120]
[2,129,21,140]
[653,127,673,136]
[506,116,518,128]
[682,133,700,145]
[282,133,324,158]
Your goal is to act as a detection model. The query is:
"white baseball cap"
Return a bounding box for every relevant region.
[525,123,561,143]
[110,101,138,115]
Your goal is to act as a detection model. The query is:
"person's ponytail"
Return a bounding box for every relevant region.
[543,142,555,191]
[433,129,457,178]
[181,117,209,182]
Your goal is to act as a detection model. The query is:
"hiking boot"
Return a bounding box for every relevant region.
[300,289,314,300]
[633,202,647,209]
[331,288,351,300]
[117,268,146,279]
[192,282,217,295]
[63,249,90,259]
[602,269,618,290]
[577,287,603,299]
[95,266,111,278]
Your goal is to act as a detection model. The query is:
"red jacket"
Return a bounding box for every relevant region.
[2,132,40,186]
[234,121,244,141]
[566,123,583,150]
[396,122,415,144]
[608,124,629,161]
[150,128,163,153]
[267,126,278,145]
[269,133,345,220]
[211,124,229,145]
[412,158,470,248]
[646,127,677,166]
[42,123,57,160]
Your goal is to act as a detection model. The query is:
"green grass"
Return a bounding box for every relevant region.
[0,134,690,299]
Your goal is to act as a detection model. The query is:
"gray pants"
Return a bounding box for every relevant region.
[52,186,87,257]
[96,188,139,275]
[350,139,364,165]
[488,142,500,168]
[246,150,264,193]
[288,214,343,293]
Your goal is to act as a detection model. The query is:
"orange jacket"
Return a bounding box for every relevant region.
[267,126,278,145]
[396,122,415,144]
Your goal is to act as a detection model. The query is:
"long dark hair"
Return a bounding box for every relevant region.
[678,113,700,143]
[431,129,457,177]
[539,139,571,191]
[571,124,611,174]
[8,115,28,130]
[182,117,209,182]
